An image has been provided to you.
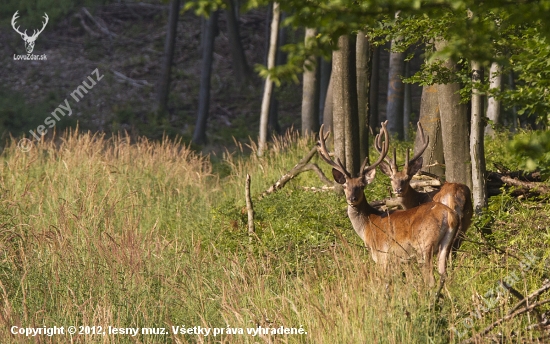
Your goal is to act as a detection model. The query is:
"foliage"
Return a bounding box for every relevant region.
[501,30,550,121]
[508,130,550,176]
[250,0,550,82]
[385,11,550,124]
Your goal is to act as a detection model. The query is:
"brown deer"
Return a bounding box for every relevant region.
[374,122,473,249]
[317,122,459,288]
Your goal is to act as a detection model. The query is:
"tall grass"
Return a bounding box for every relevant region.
[0,130,548,343]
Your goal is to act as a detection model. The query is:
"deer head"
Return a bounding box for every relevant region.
[375,121,429,197]
[317,121,390,206]
[12,11,49,54]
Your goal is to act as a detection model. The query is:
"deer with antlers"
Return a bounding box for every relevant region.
[317,121,459,288]
[375,122,473,249]
[12,11,49,54]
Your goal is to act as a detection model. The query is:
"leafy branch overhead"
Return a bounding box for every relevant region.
[247,0,550,123]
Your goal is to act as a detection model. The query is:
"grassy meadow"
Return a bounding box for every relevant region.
[0,129,549,343]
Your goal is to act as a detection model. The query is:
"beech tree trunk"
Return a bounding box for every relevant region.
[470,62,487,213]
[434,39,472,189]
[301,28,319,136]
[192,11,218,145]
[225,0,250,85]
[356,30,371,166]
[319,58,331,127]
[157,0,180,115]
[416,85,445,178]
[386,37,405,139]
[509,72,518,132]
[258,2,279,156]
[403,58,411,140]
[267,11,286,135]
[323,71,334,134]
[485,62,502,137]
[369,45,380,130]
[333,35,360,175]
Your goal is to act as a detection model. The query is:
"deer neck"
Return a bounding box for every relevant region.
[347,197,380,243]
[398,185,429,209]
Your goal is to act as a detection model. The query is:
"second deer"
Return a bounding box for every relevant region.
[317,122,459,289]
[375,122,473,249]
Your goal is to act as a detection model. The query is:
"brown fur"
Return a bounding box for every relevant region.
[379,162,472,250]
[317,122,459,287]
[338,170,459,287]
[377,122,473,250]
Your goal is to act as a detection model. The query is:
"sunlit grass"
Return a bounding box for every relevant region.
[0,130,548,343]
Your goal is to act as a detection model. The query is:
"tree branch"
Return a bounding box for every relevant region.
[461,299,550,344]
[260,144,335,199]
[508,279,550,315]
[245,174,255,241]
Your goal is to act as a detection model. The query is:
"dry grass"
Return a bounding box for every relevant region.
[0,130,548,343]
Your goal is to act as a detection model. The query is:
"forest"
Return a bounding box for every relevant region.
[1,0,550,342]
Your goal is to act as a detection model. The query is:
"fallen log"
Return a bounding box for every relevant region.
[487,171,550,196]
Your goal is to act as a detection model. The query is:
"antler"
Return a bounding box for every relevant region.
[404,121,430,170]
[11,11,48,40]
[374,121,397,172]
[11,11,25,37]
[316,124,350,178]
[364,120,390,174]
[29,13,49,40]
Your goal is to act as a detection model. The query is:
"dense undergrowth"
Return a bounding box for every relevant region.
[0,129,549,343]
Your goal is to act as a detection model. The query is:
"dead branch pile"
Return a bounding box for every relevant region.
[488,169,549,197]
[461,279,550,343]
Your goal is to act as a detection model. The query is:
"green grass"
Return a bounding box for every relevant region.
[0,129,548,343]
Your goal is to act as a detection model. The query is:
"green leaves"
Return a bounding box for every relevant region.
[508,130,550,175]
[501,32,550,121]
[182,0,223,17]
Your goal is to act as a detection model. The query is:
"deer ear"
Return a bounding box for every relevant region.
[408,157,423,177]
[332,168,347,184]
[378,161,392,176]
[364,168,376,184]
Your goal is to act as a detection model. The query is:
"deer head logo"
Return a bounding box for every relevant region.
[11,11,49,54]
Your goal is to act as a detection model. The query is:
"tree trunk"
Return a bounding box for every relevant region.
[485,62,502,137]
[332,40,345,165]
[301,28,319,136]
[323,71,334,134]
[470,61,487,213]
[403,58,411,140]
[434,39,472,189]
[386,37,405,139]
[356,30,371,166]
[268,11,286,135]
[319,58,331,126]
[225,0,250,85]
[333,35,360,175]
[258,2,279,156]
[416,85,445,178]
[509,72,518,133]
[157,0,180,115]
[192,11,218,145]
[369,45,380,131]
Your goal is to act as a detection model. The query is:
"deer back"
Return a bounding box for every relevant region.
[363,201,458,265]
